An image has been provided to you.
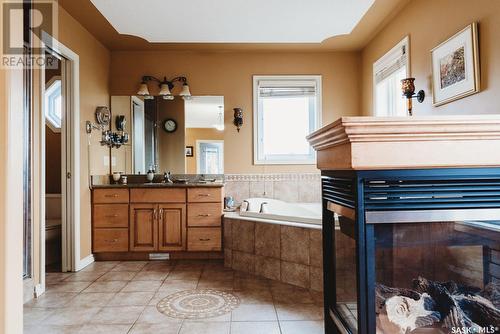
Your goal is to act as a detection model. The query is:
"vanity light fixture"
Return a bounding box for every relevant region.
[137,75,192,100]
[401,77,425,116]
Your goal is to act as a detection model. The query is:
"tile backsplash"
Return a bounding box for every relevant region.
[225,173,321,204]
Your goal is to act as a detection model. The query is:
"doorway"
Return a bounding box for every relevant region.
[44,52,63,272]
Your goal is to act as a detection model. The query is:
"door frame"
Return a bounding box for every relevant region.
[196,140,224,174]
[36,33,81,295]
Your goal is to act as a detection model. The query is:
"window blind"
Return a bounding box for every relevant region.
[258,80,317,97]
[374,43,407,84]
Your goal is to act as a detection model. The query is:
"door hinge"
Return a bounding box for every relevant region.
[66,172,71,179]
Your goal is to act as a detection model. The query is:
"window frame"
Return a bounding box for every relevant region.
[44,76,62,132]
[372,36,410,117]
[253,75,322,165]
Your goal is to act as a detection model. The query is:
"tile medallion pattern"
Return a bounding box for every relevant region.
[157,289,240,319]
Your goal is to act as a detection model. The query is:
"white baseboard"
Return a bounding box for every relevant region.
[34,284,45,298]
[75,254,95,271]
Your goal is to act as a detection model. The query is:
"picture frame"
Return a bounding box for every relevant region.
[185,146,193,157]
[431,22,480,106]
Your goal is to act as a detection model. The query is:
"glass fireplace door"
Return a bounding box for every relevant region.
[373,220,500,334]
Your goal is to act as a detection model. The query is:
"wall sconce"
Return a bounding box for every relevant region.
[137,75,192,100]
[401,77,425,116]
[85,106,129,148]
[233,108,243,132]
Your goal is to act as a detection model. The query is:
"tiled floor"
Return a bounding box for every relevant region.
[24,260,324,334]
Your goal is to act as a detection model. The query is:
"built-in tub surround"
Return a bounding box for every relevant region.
[223,216,323,291]
[224,173,321,205]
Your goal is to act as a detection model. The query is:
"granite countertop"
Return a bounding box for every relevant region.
[91,182,225,189]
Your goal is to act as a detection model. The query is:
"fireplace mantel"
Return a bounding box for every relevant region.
[306,115,500,170]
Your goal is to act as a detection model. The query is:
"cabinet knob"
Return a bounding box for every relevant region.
[198,194,210,197]
[199,238,211,241]
[104,194,119,198]
[198,214,211,217]
[105,214,119,218]
[104,239,118,243]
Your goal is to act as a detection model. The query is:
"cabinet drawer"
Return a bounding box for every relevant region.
[93,228,128,252]
[93,204,129,228]
[187,227,221,251]
[188,203,222,227]
[130,188,186,203]
[187,188,222,203]
[93,189,129,204]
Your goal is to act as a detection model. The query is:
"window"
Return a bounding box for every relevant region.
[373,37,409,116]
[197,141,224,174]
[45,78,62,132]
[253,75,321,164]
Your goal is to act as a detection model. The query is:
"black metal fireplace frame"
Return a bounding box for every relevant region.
[321,167,500,334]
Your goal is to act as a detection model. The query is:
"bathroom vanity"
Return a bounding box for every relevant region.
[91,183,224,260]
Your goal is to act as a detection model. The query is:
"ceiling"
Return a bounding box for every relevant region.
[58,0,410,51]
[185,96,224,128]
[90,0,374,44]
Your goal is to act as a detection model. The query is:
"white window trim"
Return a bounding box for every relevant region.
[372,36,410,116]
[44,76,62,133]
[253,75,322,165]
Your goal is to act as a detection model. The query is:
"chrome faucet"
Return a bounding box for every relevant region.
[163,171,173,183]
[259,202,268,213]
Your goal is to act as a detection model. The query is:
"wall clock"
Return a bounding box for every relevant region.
[163,119,177,133]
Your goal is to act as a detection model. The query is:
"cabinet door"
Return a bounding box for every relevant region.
[130,204,158,251]
[158,204,186,251]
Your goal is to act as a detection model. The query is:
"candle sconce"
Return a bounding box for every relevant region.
[233,107,243,132]
[401,78,425,116]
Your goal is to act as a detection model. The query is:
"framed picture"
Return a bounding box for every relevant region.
[185,146,193,157]
[431,22,480,106]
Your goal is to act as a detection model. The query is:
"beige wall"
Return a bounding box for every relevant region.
[361,0,500,116]
[185,128,225,174]
[110,51,361,173]
[57,6,111,260]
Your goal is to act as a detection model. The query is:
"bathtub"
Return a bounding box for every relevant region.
[238,198,322,226]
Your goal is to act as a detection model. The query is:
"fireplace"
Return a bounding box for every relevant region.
[322,169,500,334]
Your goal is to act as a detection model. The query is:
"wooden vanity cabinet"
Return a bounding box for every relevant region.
[92,189,129,253]
[92,186,221,255]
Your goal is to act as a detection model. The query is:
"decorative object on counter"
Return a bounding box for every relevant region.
[120,175,127,185]
[86,107,129,148]
[112,172,122,184]
[146,169,155,182]
[224,196,235,210]
[163,118,177,133]
[185,146,193,157]
[401,78,425,116]
[233,107,243,132]
[137,75,192,100]
[431,22,480,106]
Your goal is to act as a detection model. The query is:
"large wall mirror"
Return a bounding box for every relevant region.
[110,95,224,175]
